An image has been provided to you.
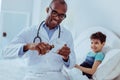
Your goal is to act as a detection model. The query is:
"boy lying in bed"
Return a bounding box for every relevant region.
[75,32,106,79]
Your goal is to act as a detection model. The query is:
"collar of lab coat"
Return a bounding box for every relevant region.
[37,23,64,42]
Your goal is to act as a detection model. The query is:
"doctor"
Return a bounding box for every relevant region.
[2,0,75,80]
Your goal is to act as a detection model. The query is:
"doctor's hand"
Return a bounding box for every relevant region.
[23,42,54,55]
[58,44,70,62]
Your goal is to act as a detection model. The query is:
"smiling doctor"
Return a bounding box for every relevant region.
[2,0,76,80]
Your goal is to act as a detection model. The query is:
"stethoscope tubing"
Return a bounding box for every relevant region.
[33,21,61,43]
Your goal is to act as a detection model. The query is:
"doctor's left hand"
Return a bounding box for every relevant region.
[58,44,70,62]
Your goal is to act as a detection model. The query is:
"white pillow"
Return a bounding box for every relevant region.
[93,49,120,80]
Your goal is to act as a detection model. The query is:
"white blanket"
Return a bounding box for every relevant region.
[0,59,26,80]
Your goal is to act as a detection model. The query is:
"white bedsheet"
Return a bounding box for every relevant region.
[0,59,26,80]
[0,58,90,80]
[64,68,89,80]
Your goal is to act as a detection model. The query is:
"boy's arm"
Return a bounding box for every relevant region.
[75,61,101,75]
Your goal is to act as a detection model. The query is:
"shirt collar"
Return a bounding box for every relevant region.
[43,23,59,31]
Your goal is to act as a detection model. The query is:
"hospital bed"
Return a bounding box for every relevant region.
[0,26,120,80]
[64,26,120,80]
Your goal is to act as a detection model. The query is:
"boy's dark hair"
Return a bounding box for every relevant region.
[90,32,106,43]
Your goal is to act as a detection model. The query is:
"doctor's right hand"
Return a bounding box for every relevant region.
[23,42,54,55]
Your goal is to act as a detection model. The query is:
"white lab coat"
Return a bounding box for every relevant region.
[2,24,76,80]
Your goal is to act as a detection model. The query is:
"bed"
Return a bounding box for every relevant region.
[64,26,120,80]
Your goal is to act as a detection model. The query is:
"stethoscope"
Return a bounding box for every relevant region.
[33,21,61,43]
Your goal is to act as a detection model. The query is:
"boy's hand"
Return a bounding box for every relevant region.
[74,64,80,68]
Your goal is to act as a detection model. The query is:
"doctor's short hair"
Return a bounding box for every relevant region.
[49,0,67,7]
[90,32,106,43]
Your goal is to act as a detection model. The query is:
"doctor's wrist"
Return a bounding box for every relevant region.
[23,44,29,52]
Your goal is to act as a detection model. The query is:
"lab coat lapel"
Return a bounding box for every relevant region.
[50,27,61,42]
[39,26,49,42]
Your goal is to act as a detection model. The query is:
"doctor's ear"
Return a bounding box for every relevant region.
[46,7,49,13]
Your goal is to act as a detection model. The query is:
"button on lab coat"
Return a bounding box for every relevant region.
[2,24,76,80]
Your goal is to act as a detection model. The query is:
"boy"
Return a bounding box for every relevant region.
[75,32,106,79]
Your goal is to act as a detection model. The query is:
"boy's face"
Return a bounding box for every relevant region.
[91,39,105,53]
